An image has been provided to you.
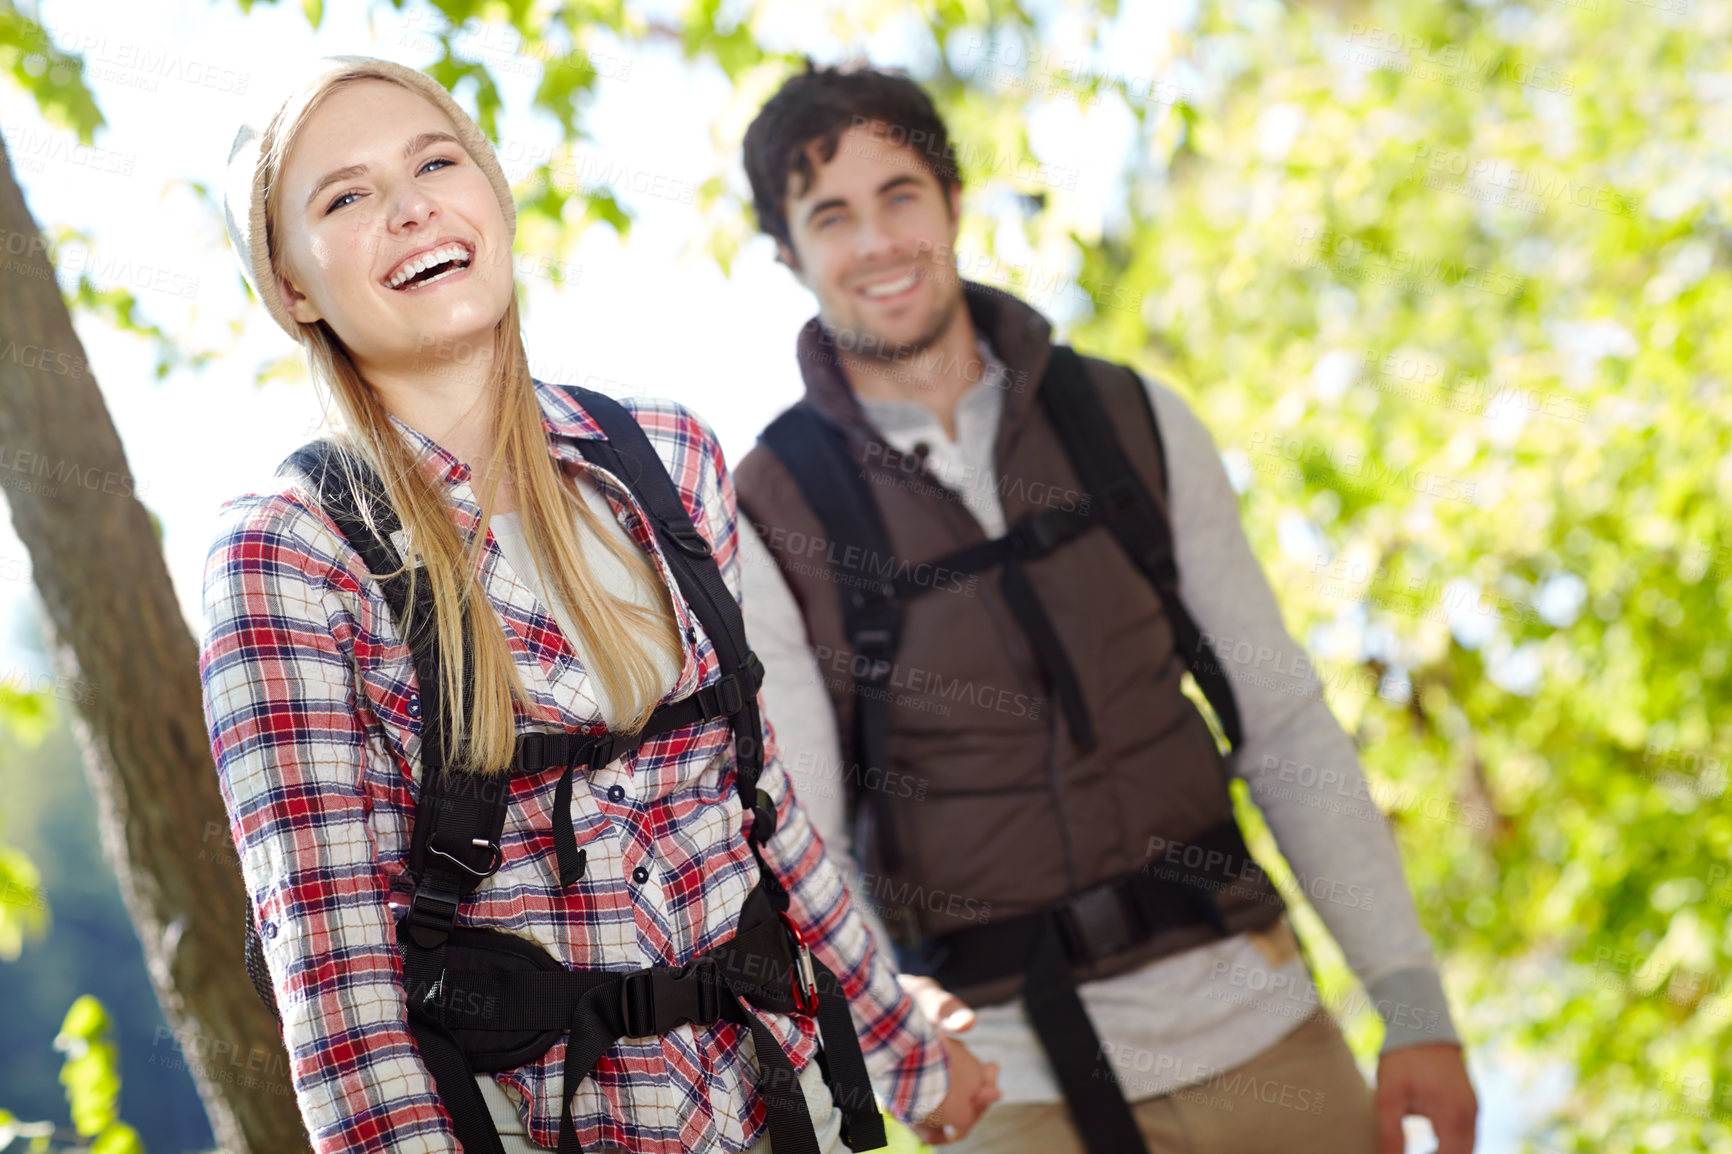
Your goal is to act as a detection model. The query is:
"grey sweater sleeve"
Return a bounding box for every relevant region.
[1146,378,1461,1051]
[735,515,905,957]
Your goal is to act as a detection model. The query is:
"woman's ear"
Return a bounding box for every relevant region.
[278,267,322,324]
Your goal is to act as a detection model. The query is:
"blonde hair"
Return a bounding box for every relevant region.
[260,64,683,774]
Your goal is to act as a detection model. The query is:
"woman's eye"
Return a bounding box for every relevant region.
[325,158,457,214]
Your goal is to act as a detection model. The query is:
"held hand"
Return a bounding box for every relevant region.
[897,973,977,1033]
[912,1034,1001,1146]
[1376,1043,1477,1154]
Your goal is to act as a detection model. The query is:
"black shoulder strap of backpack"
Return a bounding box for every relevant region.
[242,441,503,1031]
[556,387,781,862]
[759,403,907,874]
[1037,346,1244,749]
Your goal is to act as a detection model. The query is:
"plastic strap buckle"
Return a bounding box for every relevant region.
[587,734,619,769]
[1005,513,1067,561]
[1100,477,1141,515]
[749,788,777,845]
[1054,879,1145,965]
[619,956,721,1037]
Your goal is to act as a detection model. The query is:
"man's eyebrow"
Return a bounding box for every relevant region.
[304,131,465,211]
[876,174,923,197]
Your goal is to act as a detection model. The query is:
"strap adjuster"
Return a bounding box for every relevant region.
[750,788,777,844]
[716,673,744,716]
[1100,477,1141,515]
[743,650,765,683]
[587,734,619,769]
[405,884,462,949]
[665,525,714,558]
[515,733,548,773]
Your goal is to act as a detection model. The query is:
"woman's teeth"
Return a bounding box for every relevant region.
[387,243,471,289]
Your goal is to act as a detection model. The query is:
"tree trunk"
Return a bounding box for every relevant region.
[0,140,310,1153]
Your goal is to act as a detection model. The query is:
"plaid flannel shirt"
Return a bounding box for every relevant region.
[198,380,949,1153]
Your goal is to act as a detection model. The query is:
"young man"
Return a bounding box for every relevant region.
[730,64,1478,1154]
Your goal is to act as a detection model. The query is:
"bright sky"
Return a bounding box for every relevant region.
[0,2,1555,1146]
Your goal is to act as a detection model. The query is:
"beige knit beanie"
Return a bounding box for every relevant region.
[222,55,517,338]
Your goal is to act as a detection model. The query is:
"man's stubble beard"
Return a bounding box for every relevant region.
[828,272,965,369]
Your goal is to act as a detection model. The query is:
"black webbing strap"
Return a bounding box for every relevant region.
[758,404,906,874]
[995,551,1096,752]
[512,653,766,890]
[886,505,1099,753]
[406,1011,509,1154]
[1037,346,1244,749]
[1023,919,1145,1154]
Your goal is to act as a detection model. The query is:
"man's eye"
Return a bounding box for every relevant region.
[817,213,843,228]
[889,191,913,204]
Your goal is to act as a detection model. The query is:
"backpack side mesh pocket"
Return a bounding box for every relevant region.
[244,898,281,1024]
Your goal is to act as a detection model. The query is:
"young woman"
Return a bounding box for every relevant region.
[201,56,998,1154]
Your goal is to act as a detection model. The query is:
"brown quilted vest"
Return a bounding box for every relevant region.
[734,282,1284,1006]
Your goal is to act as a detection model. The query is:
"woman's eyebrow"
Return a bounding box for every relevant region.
[303,130,465,210]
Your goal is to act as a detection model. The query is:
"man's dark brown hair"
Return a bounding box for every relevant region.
[742,61,963,259]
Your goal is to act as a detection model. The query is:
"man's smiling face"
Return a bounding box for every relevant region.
[779,122,965,362]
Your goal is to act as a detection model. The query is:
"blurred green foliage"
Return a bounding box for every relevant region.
[0,682,145,1151]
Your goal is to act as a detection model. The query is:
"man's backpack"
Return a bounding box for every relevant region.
[760,344,1243,873]
[758,344,1272,1154]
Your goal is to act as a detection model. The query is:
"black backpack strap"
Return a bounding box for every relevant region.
[758,403,907,875]
[278,441,507,927]
[554,389,779,861]
[1037,346,1245,749]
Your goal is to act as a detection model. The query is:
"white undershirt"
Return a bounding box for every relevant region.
[488,470,681,729]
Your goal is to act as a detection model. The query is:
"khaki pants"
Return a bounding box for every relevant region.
[948,1010,1377,1154]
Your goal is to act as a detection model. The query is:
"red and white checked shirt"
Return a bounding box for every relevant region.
[198,381,949,1153]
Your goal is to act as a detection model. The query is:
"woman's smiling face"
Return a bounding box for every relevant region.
[272,77,512,372]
